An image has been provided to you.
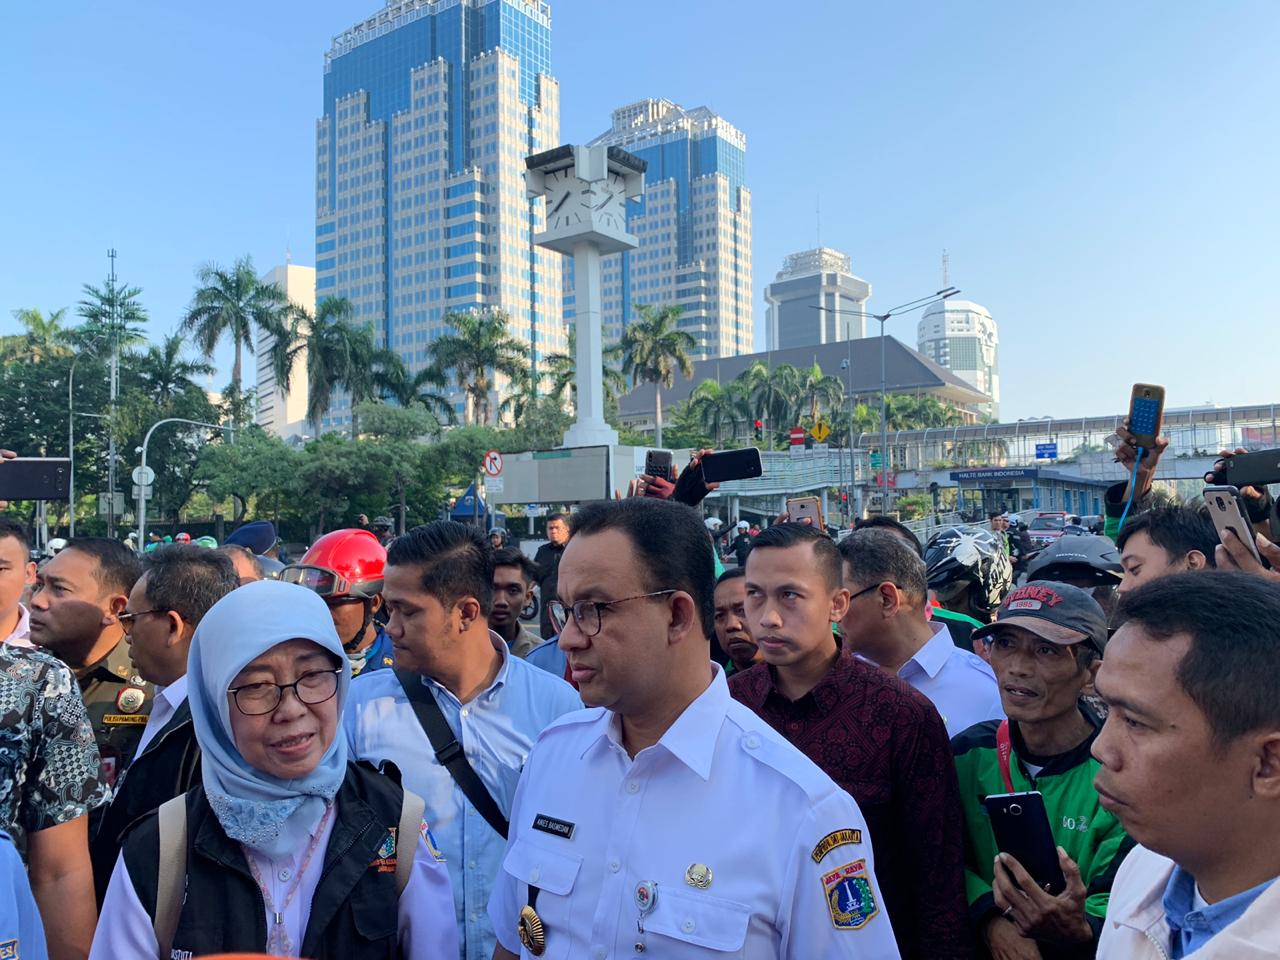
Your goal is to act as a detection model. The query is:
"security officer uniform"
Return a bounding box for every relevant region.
[488,665,902,958]
[78,639,154,790]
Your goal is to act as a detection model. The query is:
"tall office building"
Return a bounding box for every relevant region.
[917,299,1000,418]
[316,0,562,430]
[576,98,752,360]
[255,263,316,439]
[763,247,871,349]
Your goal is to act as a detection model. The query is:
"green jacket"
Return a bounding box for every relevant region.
[952,710,1134,953]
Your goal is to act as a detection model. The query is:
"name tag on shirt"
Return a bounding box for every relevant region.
[532,814,575,840]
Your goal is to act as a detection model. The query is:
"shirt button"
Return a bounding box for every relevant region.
[593,947,607,960]
[681,918,695,933]
[529,867,541,883]
[626,780,640,794]
[744,734,761,749]
[461,707,470,717]
[609,859,621,873]
[278,868,292,882]
[468,860,477,870]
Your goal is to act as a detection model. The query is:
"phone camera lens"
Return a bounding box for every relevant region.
[1008,803,1023,816]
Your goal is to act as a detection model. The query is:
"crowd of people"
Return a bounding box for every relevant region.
[0,427,1278,960]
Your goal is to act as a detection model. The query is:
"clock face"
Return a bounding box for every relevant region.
[587,172,627,231]
[544,168,590,231]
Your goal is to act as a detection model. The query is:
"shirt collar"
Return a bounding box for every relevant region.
[1162,865,1277,943]
[764,643,847,715]
[158,673,189,713]
[422,630,511,703]
[2,603,30,645]
[904,622,955,680]
[583,664,726,781]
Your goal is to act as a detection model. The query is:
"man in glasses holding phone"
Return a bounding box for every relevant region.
[955,582,1133,959]
[489,499,899,959]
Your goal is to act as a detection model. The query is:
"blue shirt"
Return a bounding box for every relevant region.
[895,622,1005,738]
[349,623,395,677]
[524,636,567,681]
[343,633,581,960]
[1162,864,1277,958]
[0,830,48,960]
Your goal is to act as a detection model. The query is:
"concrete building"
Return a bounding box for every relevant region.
[577,98,752,361]
[315,0,562,431]
[763,247,871,350]
[254,264,316,440]
[917,299,999,419]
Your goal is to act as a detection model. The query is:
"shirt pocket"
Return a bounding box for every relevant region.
[644,887,752,955]
[501,837,583,959]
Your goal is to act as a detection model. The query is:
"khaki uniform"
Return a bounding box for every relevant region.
[77,639,154,790]
[507,623,543,660]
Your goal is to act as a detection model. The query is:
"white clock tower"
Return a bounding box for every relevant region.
[526,144,645,448]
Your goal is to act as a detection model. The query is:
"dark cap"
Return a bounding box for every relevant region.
[224,520,278,555]
[972,580,1108,653]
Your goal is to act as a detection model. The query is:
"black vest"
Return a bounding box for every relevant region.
[123,762,409,959]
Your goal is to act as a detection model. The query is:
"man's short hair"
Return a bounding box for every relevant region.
[387,521,494,616]
[837,528,929,606]
[570,499,715,641]
[1115,570,1280,746]
[716,567,745,586]
[852,516,923,558]
[64,536,142,597]
[0,520,30,555]
[492,546,537,584]
[546,512,568,526]
[215,543,265,579]
[1116,505,1218,567]
[748,523,842,591]
[142,545,239,628]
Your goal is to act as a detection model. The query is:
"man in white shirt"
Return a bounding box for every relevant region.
[89,544,239,902]
[0,520,37,647]
[489,499,900,959]
[838,528,1003,737]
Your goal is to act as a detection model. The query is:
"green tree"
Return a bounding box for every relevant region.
[660,400,714,451]
[739,361,802,448]
[799,362,845,427]
[425,309,530,426]
[3,308,72,363]
[182,255,288,393]
[136,334,213,405]
[194,427,302,524]
[687,379,748,447]
[620,303,695,447]
[543,329,626,414]
[379,362,457,426]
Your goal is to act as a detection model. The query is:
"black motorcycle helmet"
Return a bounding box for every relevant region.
[924,525,1013,618]
[1026,534,1123,585]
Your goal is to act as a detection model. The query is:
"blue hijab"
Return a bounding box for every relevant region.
[188,579,351,858]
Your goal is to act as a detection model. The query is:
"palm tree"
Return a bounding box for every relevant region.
[182,255,288,393]
[620,303,695,446]
[799,361,845,426]
[3,308,71,363]
[687,380,748,446]
[425,309,530,426]
[77,281,148,349]
[380,362,457,426]
[543,329,627,414]
[739,361,802,447]
[136,334,213,405]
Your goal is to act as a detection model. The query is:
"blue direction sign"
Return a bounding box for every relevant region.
[1035,443,1058,460]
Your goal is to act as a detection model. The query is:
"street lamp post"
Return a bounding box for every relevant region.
[812,286,959,515]
[137,418,234,546]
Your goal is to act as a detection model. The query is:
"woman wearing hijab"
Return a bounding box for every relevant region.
[91,580,458,959]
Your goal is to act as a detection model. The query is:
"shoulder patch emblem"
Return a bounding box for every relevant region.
[0,939,18,960]
[116,686,146,713]
[811,828,863,863]
[421,820,446,862]
[371,828,397,873]
[823,859,879,930]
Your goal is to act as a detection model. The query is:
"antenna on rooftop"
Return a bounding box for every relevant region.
[942,249,950,288]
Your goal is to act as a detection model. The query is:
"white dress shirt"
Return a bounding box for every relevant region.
[2,603,31,647]
[897,622,1005,737]
[90,801,458,959]
[345,632,581,960]
[488,665,901,959]
[133,673,189,757]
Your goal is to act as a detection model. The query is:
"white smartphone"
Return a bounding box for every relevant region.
[1203,485,1263,565]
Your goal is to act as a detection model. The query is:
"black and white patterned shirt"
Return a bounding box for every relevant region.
[0,643,109,854]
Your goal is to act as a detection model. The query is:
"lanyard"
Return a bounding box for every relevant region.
[242,803,335,957]
[995,720,1015,792]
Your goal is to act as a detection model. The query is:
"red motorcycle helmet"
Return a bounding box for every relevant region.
[281,528,385,600]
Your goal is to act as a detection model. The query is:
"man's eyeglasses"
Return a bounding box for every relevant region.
[548,590,677,638]
[227,668,343,716]
[847,583,894,603]
[118,609,170,634]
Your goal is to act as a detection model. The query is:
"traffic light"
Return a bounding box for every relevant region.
[754,419,763,441]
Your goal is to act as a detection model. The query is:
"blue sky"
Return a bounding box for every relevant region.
[2,1,1277,421]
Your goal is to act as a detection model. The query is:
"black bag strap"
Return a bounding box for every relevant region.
[394,669,509,839]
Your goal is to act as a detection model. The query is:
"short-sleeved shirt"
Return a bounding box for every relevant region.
[488,666,901,959]
[76,639,154,789]
[0,643,108,853]
[894,622,1005,737]
[0,830,48,959]
[730,647,971,959]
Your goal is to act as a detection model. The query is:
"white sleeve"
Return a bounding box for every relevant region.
[486,741,537,954]
[89,852,160,960]
[398,829,461,960]
[778,790,901,960]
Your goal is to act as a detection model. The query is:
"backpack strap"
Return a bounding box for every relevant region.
[154,795,189,959]
[395,789,427,898]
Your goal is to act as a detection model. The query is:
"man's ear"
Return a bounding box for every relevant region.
[829,588,850,625]
[23,561,35,586]
[369,593,385,615]
[667,591,697,645]
[1081,657,1102,696]
[168,610,191,648]
[1185,550,1209,571]
[105,593,129,622]
[881,583,903,619]
[455,596,482,631]
[1252,731,1280,801]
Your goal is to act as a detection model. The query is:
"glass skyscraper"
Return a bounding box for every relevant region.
[316,0,561,429]
[577,99,753,360]
[917,299,1000,419]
